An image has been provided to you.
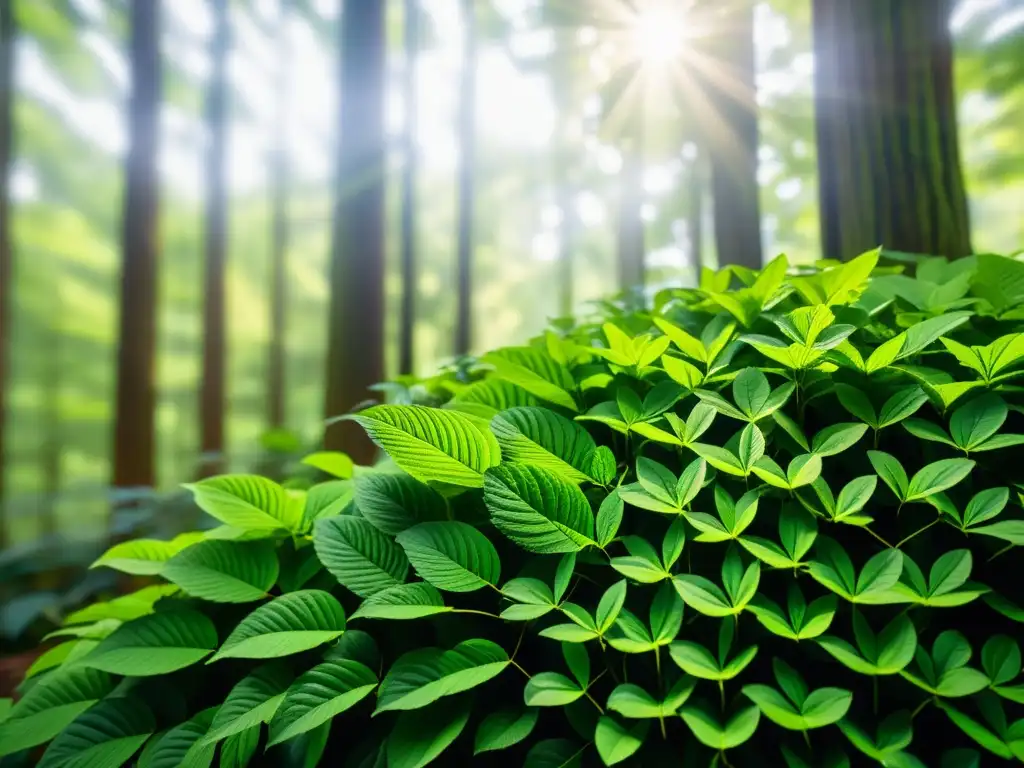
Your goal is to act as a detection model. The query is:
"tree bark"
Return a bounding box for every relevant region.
[268,0,290,428]
[113,0,160,491]
[324,0,385,463]
[616,128,645,296]
[454,0,476,357]
[553,48,576,318]
[813,0,971,260]
[0,0,14,541]
[706,0,762,270]
[199,0,229,477]
[399,0,417,375]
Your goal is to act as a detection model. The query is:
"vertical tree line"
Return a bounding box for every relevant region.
[813,0,972,260]
[454,0,476,357]
[199,0,229,477]
[267,0,291,428]
[112,0,160,494]
[0,0,14,540]
[324,0,385,463]
[399,0,418,375]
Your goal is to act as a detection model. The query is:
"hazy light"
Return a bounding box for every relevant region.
[631,5,686,65]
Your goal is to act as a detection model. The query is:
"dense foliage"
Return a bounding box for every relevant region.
[3,249,1024,767]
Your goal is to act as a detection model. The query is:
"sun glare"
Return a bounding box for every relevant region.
[631,6,687,65]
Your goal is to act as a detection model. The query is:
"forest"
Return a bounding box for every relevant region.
[0,0,1021,643]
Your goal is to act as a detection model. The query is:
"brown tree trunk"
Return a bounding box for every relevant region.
[324,0,385,463]
[454,0,476,357]
[267,0,290,428]
[199,0,229,478]
[813,0,971,260]
[0,0,14,544]
[113,0,161,492]
[398,0,417,375]
[706,0,762,270]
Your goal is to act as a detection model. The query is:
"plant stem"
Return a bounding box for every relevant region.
[911,697,932,719]
[718,679,725,712]
[988,543,1015,562]
[584,690,605,714]
[873,428,879,450]
[510,624,526,662]
[658,714,667,740]
[510,660,531,679]
[452,608,501,619]
[896,517,939,548]
[654,644,662,682]
[863,526,895,549]
[802,729,810,750]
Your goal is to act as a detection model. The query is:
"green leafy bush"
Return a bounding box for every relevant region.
[3,248,1024,767]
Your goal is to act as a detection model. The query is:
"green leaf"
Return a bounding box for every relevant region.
[396,521,501,592]
[491,407,596,483]
[554,552,576,602]
[350,583,453,620]
[607,678,695,719]
[589,446,618,487]
[732,368,771,419]
[185,475,302,533]
[680,703,760,750]
[524,672,584,706]
[856,549,904,598]
[500,578,556,621]
[834,383,877,426]
[341,405,502,487]
[375,639,509,712]
[811,423,868,457]
[524,739,584,768]
[971,520,1024,545]
[484,463,596,553]
[878,387,928,428]
[480,347,578,411]
[936,700,1013,760]
[867,451,909,500]
[38,697,154,768]
[473,708,539,755]
[447,377,538,419]
[140,707,217,768]
[636,458,679,505]
[210,590,346,662]
[162,540,278,603]
[204,664,291,745]
[906,459,975,501]
[219,726,260,768]
[81,609,218,676]
[950,394,1007,450]
[387,698,471,768]
[301,452,354,479]
[303,480,353,525]
[691,442,745,477]
[352,473,447,536]
[63,585,177,626]
[595,716,649,766]
[673,575,733,617]
[596,581,628,633]
[694,389,747,421]
[562,643,591,688]
[314,516,409,597]
[90,532,203,576]
[268,660,377,745]
[0,667,114,757]
[737,424,766,471]
[596,491,624,547]
[982,636,1021,686]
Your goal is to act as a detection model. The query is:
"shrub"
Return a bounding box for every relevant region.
[2,248,1024,767]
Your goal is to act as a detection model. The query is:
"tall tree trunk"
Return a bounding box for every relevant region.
[554,49,576,318]
[113,0,160,492]
[813,0,971,260]
[199,0,229,477]
[324,0,385,463]
[706,0,762,270]
[687,149,705,273]
[0,0,14,544]
[268,0,290,428]
[616,127,645,296]
[398,0,417,375]
[453,0,476,357]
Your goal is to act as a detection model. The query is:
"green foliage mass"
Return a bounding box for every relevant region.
[4,249,1024,766]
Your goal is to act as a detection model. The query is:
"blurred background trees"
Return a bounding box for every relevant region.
[0,0,1021,553]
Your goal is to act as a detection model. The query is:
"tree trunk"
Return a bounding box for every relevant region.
[687,149,705,273]
[113,0,160,492]
[0,0,14,542]
[324,0,385,463]
[616,128,645,296]
[199,0,229,477]
[813,0,971,260]
[553,48,576,318]
[398,0,417,375]
[706,0,762,270]
[453,0,476,357]
[268,0,290,428]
